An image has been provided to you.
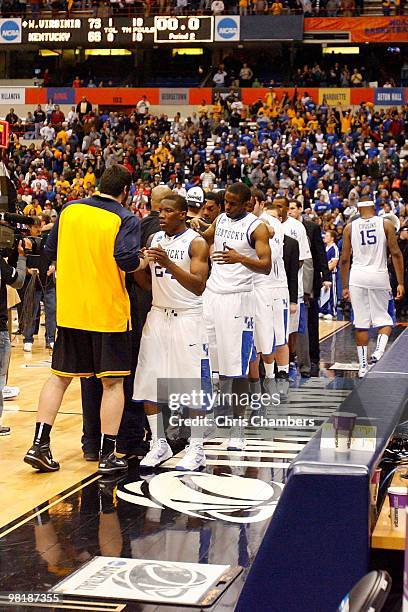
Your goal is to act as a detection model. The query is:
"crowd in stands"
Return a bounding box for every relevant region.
[4,88,408,314]
[1,0,406,16]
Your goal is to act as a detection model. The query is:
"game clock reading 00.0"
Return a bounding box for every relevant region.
[153,16,213,43]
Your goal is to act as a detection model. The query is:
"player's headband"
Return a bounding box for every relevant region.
[357,200,375,208]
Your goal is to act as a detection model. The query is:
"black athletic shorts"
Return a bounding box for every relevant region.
[51,327,132,378]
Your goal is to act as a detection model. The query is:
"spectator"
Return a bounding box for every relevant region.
[5,108,18,125]
[239,63,253,87]
[213,67,227,87]
[136,95,150,118]
[76,96,92,120]
[211,0,224,12]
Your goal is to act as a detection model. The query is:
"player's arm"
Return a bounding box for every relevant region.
[189,217,216,246]
[148,237,209,296]
[133,236,153,290]
[212,223,272,275]
[260,216,275,238]
[340,223,352,301]
[384,220,405,300]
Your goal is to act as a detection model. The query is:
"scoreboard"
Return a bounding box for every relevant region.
[19,16,214,46]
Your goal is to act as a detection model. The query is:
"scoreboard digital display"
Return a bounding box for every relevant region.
[19,16,213,46]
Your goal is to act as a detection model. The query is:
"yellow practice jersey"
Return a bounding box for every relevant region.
[45,195,140,333]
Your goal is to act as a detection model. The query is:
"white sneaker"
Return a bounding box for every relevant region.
[23,342,32,352]
[139,439,173,468]
[370,350,384,365]
[2,386,19,400]
[323,314,335,320]
[226,437,246,451]
[358,366,368,378]
[175,444,206,471]
[49,342,54,350]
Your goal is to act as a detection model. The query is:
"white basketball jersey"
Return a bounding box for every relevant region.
[256,212,287,289]
[207,212,261,294]
[350,215,390,289]
[150,228,202,309]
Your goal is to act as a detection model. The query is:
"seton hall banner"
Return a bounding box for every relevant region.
[304,16,408,43]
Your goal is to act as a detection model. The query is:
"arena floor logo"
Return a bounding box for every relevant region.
[116,470,283,523]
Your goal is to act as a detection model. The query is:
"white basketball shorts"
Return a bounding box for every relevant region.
[203,288,255,377]
[349,286,396,329]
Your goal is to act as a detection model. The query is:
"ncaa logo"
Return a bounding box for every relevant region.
[0,19,21,43]
[215,16,239,41]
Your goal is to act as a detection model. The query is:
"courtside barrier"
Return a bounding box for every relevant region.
[236,329,408,612]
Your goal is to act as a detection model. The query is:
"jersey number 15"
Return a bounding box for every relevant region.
[360,228,377,246]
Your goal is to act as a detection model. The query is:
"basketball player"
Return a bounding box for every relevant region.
[319,230,339,320]
[133,194,210,470]
[340,199,404,377]
[281,198,312,376]
[193,183,271,451]
[246,190,290,399]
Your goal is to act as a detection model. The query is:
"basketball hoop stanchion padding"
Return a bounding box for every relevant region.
[0,122,9,149]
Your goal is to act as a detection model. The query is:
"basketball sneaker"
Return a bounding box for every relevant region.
[175,443,206,471]
[369,350,384,365]
[23,342,32,352]
[98,453,128,475]
[3,386,19,400]
[225,437,246,451]
[358,365,368,378]
[0,425,10,435]
[140,438,173,468]
[24,444,60,472]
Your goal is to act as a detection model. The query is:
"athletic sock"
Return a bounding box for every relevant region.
[190,425,204,448]
[100,434,116,457]
[357,346,368,369]
[33,422,52,446]
[264,362,275,378]
[375,334,389,355]
[147,413,165,443]
[277,364,289,373]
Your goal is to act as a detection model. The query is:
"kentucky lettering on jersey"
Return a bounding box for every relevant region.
[350,215,390,289]
[150,228,202,309]
[207,212,261,294]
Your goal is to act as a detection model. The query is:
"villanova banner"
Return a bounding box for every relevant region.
[374,88,406,106]
[214,16,240,42]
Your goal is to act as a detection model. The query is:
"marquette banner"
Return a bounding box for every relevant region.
[159,88,189,105]
[318,88,350,106]
[241,15,303,41]
[304,16,408,43]
[374,88,405,105]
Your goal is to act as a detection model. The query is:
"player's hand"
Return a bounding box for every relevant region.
[304,293,310,305]
[322,281,332,290]
[290,303,297,315]
[147,245,171,269]
[396,284,405,301]
[47,264,55,276]
[212,246,242,265]
[189,218,203,232]
[343,288,350,302]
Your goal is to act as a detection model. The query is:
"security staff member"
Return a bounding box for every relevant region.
[24,165,147,475]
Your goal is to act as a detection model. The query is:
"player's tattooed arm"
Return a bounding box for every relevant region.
[384,220,405,300]
[340,223,352,301]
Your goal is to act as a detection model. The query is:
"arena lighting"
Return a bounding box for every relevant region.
[84,49,132,56]
[38,49,60,56]
[172,48,203,56]
[323,46,360,54]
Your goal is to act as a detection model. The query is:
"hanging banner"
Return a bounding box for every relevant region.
[0,87,25,104]
[159,88,189,105]
[241,15,303,41]
[374,88,405,105]
[318,88,350,106]
[304,17,408,43]
[214,16,240,42]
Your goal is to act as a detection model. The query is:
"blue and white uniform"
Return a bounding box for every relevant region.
[282,216,311,334]
[349,215,395,329]
[204,212,261,377]
[133,228,210,404]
